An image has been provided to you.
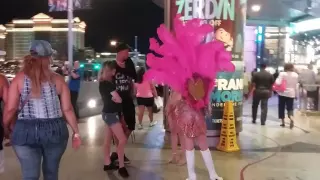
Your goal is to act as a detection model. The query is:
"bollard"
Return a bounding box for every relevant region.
[216,101,240,152]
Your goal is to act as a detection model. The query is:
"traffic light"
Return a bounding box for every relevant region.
[80,64,84,68]
[93,64,101,70]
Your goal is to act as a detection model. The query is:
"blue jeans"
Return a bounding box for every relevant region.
[11,118,69,180]
[13,141,67,180]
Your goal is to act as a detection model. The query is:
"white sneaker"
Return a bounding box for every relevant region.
[0,150,4,174]
[149,121,158,127]
[138,124,143,130]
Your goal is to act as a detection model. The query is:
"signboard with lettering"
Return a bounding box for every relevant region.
[171,0,246,134]
[48,0,91,12]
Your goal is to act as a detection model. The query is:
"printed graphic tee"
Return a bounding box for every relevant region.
[114,58,137,101]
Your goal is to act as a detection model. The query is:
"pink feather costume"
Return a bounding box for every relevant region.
[145,15,235,138]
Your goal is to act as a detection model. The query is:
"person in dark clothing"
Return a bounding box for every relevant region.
[250,64,274,125]
[67,61,81,119]
[273,69,279,95]
[251,68,257,77]
[55,66,64,76]
[110,43,137,164]
[273,69,279,81]
[99,61,129,178]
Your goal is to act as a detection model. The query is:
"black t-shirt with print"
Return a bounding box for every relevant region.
[114,58,137,101]
[99,81,122,113]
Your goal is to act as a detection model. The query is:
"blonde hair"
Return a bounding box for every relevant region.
[22,55,53,97]
[99,61,117,81]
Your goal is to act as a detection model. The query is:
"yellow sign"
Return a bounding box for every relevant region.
[217,101,240,152]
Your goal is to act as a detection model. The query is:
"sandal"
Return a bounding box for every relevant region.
[177,151,186,166]
[168,153,178,164]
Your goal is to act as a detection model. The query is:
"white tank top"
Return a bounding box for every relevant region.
[18,76,63,119]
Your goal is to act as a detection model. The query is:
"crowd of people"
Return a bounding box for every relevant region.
[0,36,226,180]
[246,63,320,128]
[1,39,320,180]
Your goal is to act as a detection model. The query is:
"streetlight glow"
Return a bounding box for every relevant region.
[251,5,261,12]
[110,40,117,46]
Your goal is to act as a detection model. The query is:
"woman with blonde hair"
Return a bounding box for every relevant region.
[3,40,81,180]
[275,63,299,129]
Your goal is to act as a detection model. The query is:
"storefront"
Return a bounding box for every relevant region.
[285,18,320,72]
[0,50,5,61]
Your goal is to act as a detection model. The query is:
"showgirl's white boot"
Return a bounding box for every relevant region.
[185,149,196,180]
[200,149,223,180]
[0,150,4,173]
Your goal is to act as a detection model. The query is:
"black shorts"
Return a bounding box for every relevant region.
[136,97,154,107]
[120,101,136,131]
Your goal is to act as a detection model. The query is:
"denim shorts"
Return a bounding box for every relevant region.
[102,112,120,126]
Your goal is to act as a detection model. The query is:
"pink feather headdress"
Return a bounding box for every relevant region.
[144,15,235,109]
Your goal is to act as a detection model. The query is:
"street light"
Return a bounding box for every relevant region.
[110,40,117,46]
[251,5,261,12]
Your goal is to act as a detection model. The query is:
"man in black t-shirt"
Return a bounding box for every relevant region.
[250,64,274,125]
[110,43,137,164]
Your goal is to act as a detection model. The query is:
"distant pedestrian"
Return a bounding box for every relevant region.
[250,64,274,125]
[275,63,299,129]
[67,61,81,119]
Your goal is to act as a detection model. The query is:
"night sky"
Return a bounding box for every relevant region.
[0,0,164,53]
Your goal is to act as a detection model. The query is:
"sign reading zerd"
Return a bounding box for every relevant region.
[176,0,235,21]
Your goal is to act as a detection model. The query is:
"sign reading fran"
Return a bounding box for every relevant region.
[171,0,247,135]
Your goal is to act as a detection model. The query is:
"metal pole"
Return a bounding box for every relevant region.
[134,36,138,52]
[68,0,74,68]
[163,0,170,131]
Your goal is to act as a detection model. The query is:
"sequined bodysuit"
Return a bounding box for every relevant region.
[167,99,207,138]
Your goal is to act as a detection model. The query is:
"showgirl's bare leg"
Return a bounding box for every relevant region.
[169,132,179,164]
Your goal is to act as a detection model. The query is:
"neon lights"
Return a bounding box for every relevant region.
[258,26,263,34]
[257,35,262,42]
[292,18,320,33]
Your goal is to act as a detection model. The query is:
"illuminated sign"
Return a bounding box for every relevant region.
[176,0,235,21]
[211,77,243,103]
[49,0,91,12]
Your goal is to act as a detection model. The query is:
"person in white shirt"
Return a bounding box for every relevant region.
[275,63,299,129]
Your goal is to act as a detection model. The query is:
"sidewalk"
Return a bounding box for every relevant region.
[1,99,320,180]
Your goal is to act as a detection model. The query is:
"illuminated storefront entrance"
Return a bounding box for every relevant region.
[285,18,320,72]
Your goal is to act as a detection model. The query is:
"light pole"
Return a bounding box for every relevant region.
[68,0,74,68]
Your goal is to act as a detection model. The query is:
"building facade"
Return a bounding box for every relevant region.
[0,25,6,62]
[3,13,86,60]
